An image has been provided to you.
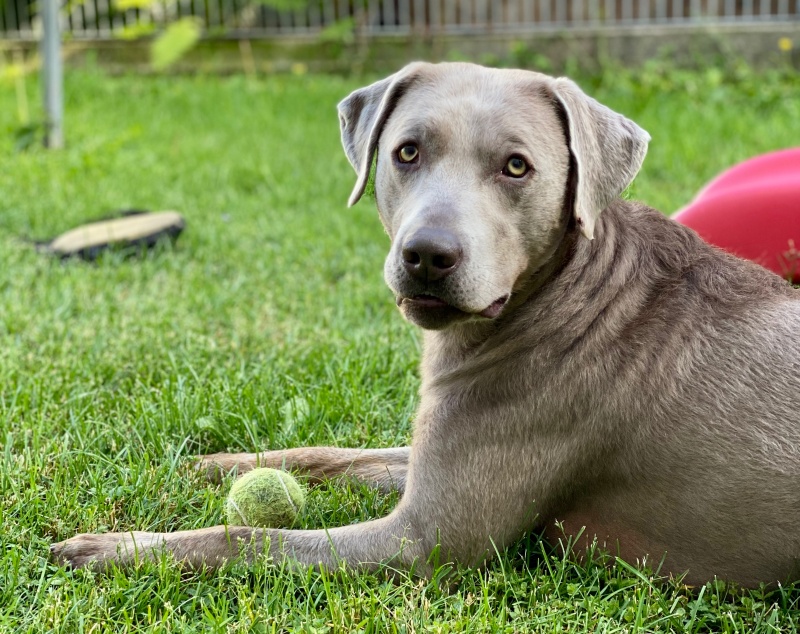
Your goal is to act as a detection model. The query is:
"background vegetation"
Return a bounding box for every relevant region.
[1,62,799,631]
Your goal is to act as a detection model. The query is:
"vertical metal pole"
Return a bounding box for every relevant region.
[41,0,64,149]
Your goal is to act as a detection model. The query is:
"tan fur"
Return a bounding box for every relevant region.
[52,62,800,587]
[200,447,409,494]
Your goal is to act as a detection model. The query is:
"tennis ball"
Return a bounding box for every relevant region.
[225,468,305,528]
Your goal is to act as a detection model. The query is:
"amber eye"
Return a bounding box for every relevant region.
[397,144,419,163]
[503,156,529,178]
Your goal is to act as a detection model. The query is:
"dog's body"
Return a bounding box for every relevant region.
[52,63,800,587]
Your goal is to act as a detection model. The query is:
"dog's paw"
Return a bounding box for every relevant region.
[195,452,258,482]
[50,531,164,570]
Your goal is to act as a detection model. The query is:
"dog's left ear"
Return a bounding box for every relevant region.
[552,78,650,240]
[338,63,426,207]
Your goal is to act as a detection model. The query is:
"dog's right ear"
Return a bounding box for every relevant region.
[338,63,425,207]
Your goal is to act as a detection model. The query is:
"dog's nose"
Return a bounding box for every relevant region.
[401,228,463,281]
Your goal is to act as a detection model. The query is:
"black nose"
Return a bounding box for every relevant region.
[401,228,463,282]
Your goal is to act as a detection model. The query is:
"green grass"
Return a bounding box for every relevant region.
[1,63,800,632]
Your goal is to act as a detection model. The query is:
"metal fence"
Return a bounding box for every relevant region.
[2,0,798,40]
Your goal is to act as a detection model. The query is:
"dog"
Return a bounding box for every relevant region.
[52,62,800,587]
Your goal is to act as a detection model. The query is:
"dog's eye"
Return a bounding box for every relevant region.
[503,156,529,178]
[397,144,419,163]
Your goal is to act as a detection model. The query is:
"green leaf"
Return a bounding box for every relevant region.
[318,17,355,45]
[0,61,25,84]
[12,123,43,153]
[150,18,202,71]
[282,396,311,435]
[115,23,156,41]
[115,0,156,10]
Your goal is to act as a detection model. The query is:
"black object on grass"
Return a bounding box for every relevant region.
[36,210,186,260]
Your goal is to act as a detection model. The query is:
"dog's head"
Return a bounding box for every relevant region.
[338,62,649,330]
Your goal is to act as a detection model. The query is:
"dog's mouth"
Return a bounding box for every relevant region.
[396,294,509,319]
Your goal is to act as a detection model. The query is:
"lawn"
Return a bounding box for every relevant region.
[1,61,800,632]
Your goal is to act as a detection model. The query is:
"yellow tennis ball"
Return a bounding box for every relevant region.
[225,468,305,528]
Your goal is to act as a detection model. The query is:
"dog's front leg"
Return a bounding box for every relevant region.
[50,511,426,573]
[52,408,556,574]
[50,440,537,574]
[198,446,410,494]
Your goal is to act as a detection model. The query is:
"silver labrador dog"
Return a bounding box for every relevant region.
[52,62,800,587]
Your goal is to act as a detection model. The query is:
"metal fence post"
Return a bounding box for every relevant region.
[41,0,64,149]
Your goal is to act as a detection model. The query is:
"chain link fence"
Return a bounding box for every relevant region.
[2,0,798,40]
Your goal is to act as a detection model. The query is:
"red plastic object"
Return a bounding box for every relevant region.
[672,148,800,282]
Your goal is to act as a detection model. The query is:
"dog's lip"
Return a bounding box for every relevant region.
[398,294,450,309]
[396,294,509,318]
[478,295,509,319]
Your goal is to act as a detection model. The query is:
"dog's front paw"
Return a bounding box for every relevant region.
[50,531,165,570]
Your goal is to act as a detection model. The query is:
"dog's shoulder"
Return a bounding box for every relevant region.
[606,199,798,307]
